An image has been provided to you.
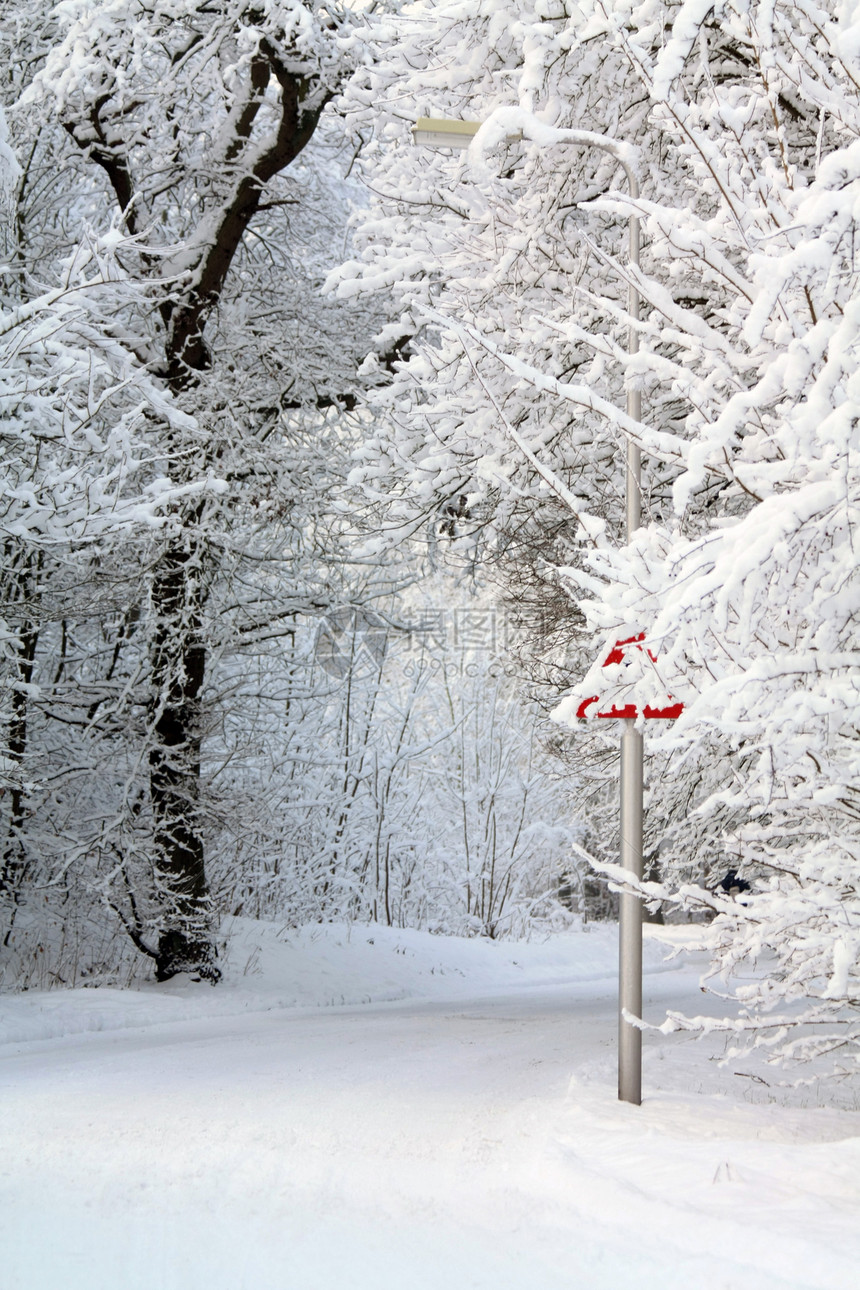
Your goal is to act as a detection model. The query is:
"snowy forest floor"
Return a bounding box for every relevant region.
[2,919,858,1290]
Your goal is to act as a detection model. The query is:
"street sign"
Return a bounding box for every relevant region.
[575,633,683,720]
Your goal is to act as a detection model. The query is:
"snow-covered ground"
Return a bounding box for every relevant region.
[2,919,858,1289]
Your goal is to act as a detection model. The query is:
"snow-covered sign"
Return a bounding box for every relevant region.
[575,634,683,720]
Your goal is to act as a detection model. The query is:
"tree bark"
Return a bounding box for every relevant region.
[147,538,218,980]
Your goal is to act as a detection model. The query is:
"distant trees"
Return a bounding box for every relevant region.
[213,604,576,938]
[334,1,860,1074]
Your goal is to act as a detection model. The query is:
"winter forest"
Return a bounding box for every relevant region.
[0,0,858,1083]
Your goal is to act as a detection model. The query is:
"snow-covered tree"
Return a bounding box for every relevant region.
[2,0,396,980]
[0,108,211,972]
[554,0,860,1077]
[333,0,860,1074]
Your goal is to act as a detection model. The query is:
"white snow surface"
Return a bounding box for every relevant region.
[2,919,858,1289]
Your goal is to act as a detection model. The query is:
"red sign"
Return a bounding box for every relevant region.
[576,633,683,720]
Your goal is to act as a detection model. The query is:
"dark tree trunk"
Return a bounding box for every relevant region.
[147,536,219,981]
[1,546,41,944]
[0,624,39,940]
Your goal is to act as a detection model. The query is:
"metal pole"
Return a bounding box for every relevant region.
[624,168,641,533]
[618,722,644,1103]
[619,169,644,1105]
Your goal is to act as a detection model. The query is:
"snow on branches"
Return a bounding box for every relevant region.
[337,0,860,1074]
[29,1,376,389]
[561,0,860,1075]
[0,238,208,546]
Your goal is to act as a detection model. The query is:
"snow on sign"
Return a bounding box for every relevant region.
[576,633,684,720]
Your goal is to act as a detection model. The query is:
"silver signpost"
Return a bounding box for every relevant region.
[618,722,644,1104]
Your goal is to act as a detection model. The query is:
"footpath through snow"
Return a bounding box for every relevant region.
[1,919,858,1290]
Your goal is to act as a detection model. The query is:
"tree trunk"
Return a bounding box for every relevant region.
[148,537,218,981]
[1,547,41,944]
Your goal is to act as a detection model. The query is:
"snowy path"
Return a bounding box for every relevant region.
[2,927,858,1289]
